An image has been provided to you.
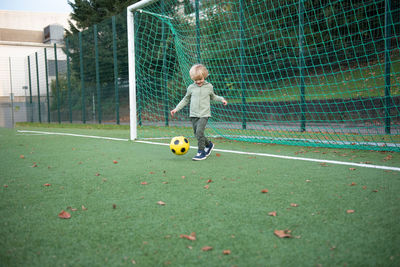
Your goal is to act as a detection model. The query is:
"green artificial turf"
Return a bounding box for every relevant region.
[1,126,399,266]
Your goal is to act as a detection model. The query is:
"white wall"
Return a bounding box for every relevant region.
[0,44,66,97]
[0,10,69,97]
[0,10,70,31]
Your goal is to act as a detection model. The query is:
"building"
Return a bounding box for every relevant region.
[0,10,70,127]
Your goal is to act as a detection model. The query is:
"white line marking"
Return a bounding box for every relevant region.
[17,130,129,141]
[135,140,400,172]
[17,130,400,172]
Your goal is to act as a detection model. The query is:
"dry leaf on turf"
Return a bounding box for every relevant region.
[346,209,355,214]
[58,210,71,219]
[350,182,357,186]
[204,185,209,189]
[113,160,118,164]
[261,189,269,193]
[157,201,166,206]
[202,246,213,251]
[216,153,221,157]
[82,205,88,211]
[180,232,196,241]
[268,211,277,216]
[141,182,148,185]
[290,203,299,207]
[207,179,212,183]
[223,250,231,255]
[20,155,25,159]
[384,155,393,161]
[43,183,51,187]
[274,230,292,238]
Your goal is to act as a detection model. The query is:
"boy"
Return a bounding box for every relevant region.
[171,64,228,161]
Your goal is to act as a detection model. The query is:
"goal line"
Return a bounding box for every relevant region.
[17,130,400,172]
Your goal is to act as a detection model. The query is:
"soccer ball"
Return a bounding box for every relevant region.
[170,136,190,155]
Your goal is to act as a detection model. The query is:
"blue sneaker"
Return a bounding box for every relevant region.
[192,150,207,161]
[204,142,214,157]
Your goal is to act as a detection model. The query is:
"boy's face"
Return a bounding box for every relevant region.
[194,77,205,87]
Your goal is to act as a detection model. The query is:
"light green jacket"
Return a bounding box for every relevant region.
[174,81,225,117]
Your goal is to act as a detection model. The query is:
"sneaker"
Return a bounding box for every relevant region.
[192,150,207,161]
[204,142,214,157]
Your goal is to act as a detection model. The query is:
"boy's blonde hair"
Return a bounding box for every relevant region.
[189,64,209,81]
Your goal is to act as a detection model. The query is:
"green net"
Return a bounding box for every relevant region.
[132,0,400,151]
[25,12,129,125]
[24,0,400,151]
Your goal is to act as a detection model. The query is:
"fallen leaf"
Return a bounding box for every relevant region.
[204,185,210,189]
[32,163,38,167]
[202,246,213,251]
[223,250,231,255]
[113,204,117,209]
[290,203,299,207]
[207,179,213,183]
[95,173,100,176]
[274,229,292,238]
[261,189,269,193]
[349,168,356,171]
[320,163,328,167]
[216,153,221,157]
[362,186,367,190]
[305,179,311,182]
[346,209,355,214]
[82,205,88,211]
[157,201,166,206]
[350,182,357,186]
[58,210,71,219]
[268,211,277,216]
[113,160,118,164]
[141,182,148,185]
[20,155,25,159]
[181,176,186,179]
[4,185,8,188]
[384,155,393,161]
[180,232,196,241]
[43,183,51,187]
[372,189,378,192]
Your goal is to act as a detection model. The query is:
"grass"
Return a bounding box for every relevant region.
[1,125,400,266]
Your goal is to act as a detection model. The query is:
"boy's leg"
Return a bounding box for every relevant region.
[191,117,209,150]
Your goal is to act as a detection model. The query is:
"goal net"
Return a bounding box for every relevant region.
[127,0,400,151]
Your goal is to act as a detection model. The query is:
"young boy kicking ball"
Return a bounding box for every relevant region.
[170,64,228,161]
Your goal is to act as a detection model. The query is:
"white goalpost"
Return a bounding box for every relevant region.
[127,0,160,141]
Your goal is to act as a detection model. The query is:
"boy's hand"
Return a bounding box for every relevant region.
[222,99,228,106]
[170,109,177,116]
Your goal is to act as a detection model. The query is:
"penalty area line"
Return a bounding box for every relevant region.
[17,130,400,172]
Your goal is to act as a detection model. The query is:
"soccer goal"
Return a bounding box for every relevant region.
[127,0,400,151]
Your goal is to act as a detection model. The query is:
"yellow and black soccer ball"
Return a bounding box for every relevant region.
[170,136,190,155]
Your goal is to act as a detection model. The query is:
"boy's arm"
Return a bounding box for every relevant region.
[171,89,191,116]
[210,86,227,105]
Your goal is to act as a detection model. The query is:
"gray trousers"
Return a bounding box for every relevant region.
[190,117,210,151]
